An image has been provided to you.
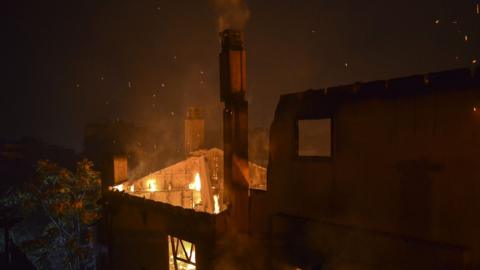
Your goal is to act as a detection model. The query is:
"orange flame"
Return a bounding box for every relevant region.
[189,173,201,191]
[213,194,220,214]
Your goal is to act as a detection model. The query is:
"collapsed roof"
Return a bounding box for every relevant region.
[111,148,266,214]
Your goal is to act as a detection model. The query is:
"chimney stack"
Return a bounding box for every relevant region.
[219,30,247,101]
[113,155,128,184]
[219,29,249,233]
[185,107,205,155]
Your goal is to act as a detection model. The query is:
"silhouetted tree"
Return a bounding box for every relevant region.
[10,159,101,270]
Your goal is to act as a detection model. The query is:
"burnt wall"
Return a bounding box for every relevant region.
[270,214,469,270]
[249,189,270,237]
[99,191,228,270]
[268,67,480,268]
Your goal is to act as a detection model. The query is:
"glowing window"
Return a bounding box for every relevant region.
[298,119,332,157]
[169,235,196,270]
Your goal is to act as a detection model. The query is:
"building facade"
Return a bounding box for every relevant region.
[267,67,480,269]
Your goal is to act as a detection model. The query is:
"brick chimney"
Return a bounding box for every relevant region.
[219,29,249,233]
[185,107,205,155]
[113,155,128,184]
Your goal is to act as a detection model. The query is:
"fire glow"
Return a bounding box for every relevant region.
[189,173,202,191]
[147,179,157,192]
[112,183,124,192]
[213,194,220,214]
[189,173,202,207]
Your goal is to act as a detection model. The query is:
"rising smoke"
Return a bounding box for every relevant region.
[213,0,251,31]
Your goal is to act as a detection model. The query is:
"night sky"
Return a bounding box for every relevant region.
[2,0,479,151]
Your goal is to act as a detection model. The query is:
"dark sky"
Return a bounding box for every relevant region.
[1,0,479,151]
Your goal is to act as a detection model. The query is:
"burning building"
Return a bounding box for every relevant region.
[110,147,266,215]
[99,24,480,270]
[99,29,268,270]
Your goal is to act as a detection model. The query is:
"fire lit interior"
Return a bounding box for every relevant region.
[110,148,266,214]
[168,236,196,270]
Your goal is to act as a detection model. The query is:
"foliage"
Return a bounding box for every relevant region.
[12,159,102,270]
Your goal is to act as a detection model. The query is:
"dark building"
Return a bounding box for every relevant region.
[267,67,480,269]
[0,138,76,192]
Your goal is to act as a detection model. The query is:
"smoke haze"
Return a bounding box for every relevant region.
[213,0,251,31]
[2,0,478,152]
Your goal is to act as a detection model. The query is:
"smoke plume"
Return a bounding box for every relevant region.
[213,0,251,31]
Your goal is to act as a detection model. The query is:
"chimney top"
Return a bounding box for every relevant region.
[220,29,244,50]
